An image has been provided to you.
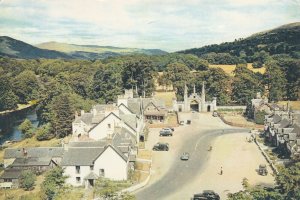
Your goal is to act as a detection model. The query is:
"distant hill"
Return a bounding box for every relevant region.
[36,42,167,59]
[0,37,167,60]
[0,36,72,59]
[179,22,300,61]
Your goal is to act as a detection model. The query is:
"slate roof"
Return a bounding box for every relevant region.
[120,114,137,130]
[69,140,107,148]
[112,133,133,147]
[279,118,290,128]
[75,113,94,124]
[272,114,282,124]
[293,113,300,125]
[61,145,128,166]
[127,100,141,115]
[61,147,104,166]
[4,147,64,159]
[0,169,22,179]
[291,124,300,135]
[11,157,52,167]
[288,132,298,141]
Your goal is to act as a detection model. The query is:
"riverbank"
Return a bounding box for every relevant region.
[0,100,38,116]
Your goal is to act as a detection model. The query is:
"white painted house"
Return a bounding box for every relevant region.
[61,145,129,188]
[88,112,137,141]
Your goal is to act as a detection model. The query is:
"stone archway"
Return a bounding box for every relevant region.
[190,100,199,112]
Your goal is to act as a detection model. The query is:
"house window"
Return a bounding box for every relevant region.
[76,166,80,174]
[4,179,12,182]
[108,124,111,128]
[76,177,81,183]
[90,165,94,171]
[99,169,105,177]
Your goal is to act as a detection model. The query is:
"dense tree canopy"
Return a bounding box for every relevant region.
[232,65,264,104]
[122,57,157,96]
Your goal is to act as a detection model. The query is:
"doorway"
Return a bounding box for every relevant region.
[88,179,94,187]
[207,105,211,112]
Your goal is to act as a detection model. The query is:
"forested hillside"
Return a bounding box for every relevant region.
[179,22,300,66]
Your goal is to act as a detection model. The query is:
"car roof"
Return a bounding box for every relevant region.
[203,190,215,193]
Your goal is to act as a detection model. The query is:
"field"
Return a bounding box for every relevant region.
[209,63,266,76]
[278,101,300,110]
[153,91,176,108]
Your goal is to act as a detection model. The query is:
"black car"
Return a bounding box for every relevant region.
[152,143,169,151]
[192,190,220,200]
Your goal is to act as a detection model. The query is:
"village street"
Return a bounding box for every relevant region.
[135,113,275,200]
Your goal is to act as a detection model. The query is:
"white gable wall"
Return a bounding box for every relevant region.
[94,146,128,180]
[63,146,128,187]
[72,121,89,136]
[89,114,121,140]
[64,165,91,187]
[89,114,137,141]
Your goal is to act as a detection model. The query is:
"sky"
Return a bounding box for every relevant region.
[0,0,299,52]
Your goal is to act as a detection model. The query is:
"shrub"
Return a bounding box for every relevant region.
[19,170,36,191]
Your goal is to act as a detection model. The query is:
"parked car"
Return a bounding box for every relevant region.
[212,111,218,117]
[159,129,173,136]
[162,127,174,132]
[258,164,268,176]
[180,152,190,160]
[192,190,220,200]
[152,143,169,151]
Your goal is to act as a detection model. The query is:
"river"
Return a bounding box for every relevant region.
[0,107,39,145]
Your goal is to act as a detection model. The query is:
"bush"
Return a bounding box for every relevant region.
[254,111,266,125]
[41,167,67,200]
[19,119,35,138]
[19,170,36,191]
[36,123,54,141]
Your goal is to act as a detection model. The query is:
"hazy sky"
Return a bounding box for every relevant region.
[0,0,299,51]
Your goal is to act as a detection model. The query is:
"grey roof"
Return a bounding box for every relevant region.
[288,132,298,141]
[120,114,137,130]
[279,119,290,128]
[69,140,107,148]
[0,169,22,179]
[93,104,117,112]
[4,147,64,159]
[118,127,136,142]
[291,124,300,135]
[91,114,105,124]
[84,172,98,180]
[272,114,282,124]
[80,113,94,124]
[11,157,52,167]
[127,100,141,115]
[61,147,104,166]
[112,133,133,149]
[292,114,300,125]
[61,145,128,166]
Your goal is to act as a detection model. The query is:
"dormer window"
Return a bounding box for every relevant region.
[108,124,111,128]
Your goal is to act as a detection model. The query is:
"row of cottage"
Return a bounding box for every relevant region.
[250,92,300,159]
[264,110,300,158]
[0,89,168,189]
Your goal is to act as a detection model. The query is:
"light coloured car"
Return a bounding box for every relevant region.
[180,152,190,160]
[162,127,174,132]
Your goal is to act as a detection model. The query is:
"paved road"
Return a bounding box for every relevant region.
[135,113,248,200]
